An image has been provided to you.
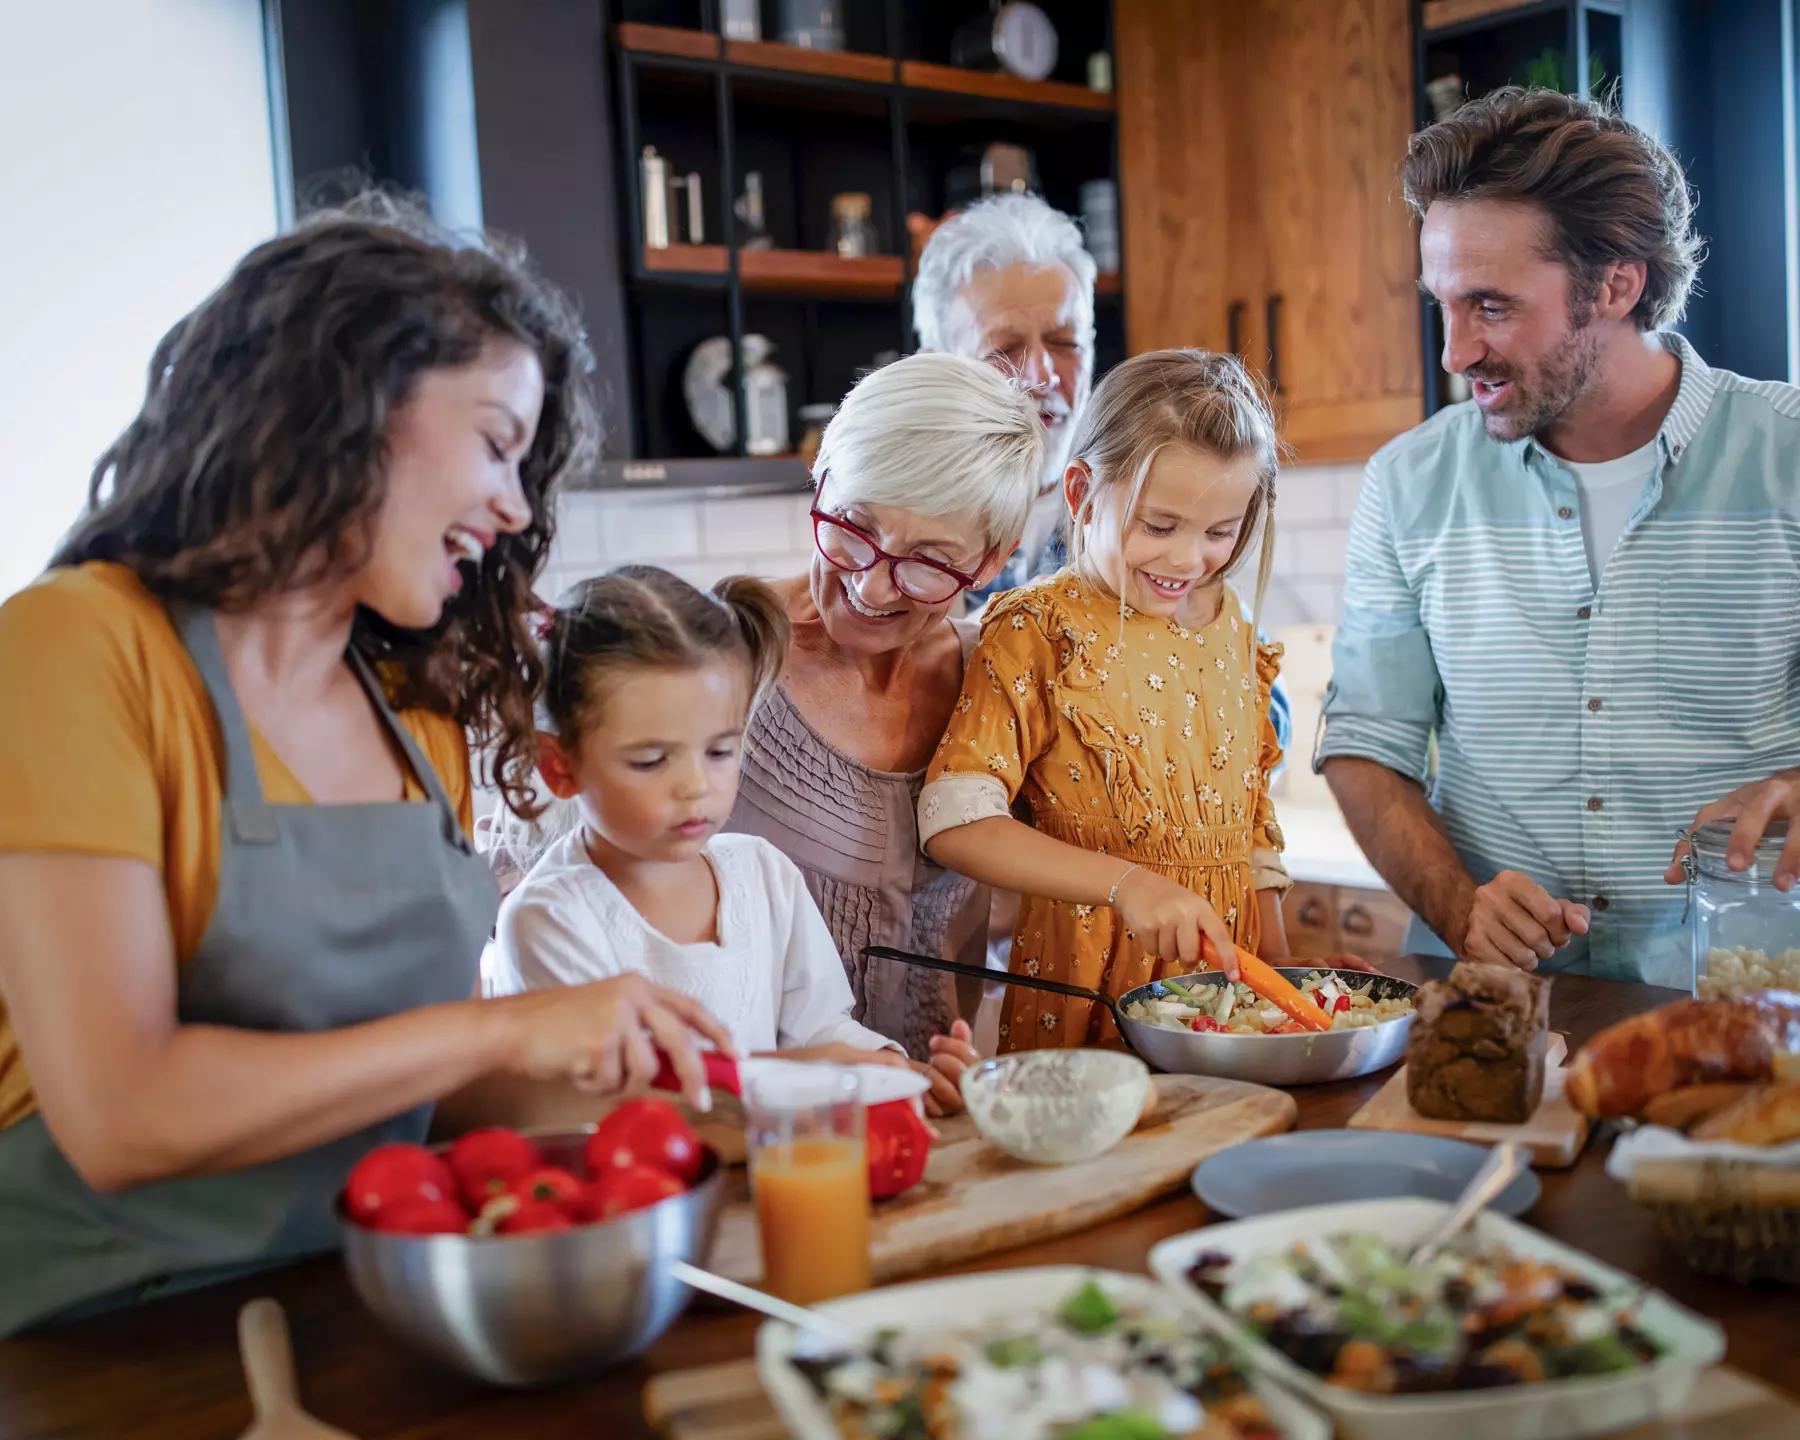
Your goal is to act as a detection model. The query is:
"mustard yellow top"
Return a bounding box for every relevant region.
[0,563,475,1131]
[921,569,1286,1051]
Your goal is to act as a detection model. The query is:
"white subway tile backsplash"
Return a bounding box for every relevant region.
[551,493,609,567]
[1275,466,1343,523]
[603,496,701,561]
[700,494,809,557]
[1271,527,1304,577]
[1290,579,1344,623]
[1295,526,1349,577]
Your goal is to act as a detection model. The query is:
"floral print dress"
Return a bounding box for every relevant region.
[919,569,1288,1051]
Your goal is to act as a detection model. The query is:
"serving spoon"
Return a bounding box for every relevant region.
[669,1259,860,1348]
[1407,1141,1529,1265]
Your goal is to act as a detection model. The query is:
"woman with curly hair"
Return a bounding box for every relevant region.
[0,195,731,1334]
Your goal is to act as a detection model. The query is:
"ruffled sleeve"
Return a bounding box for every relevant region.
[1250,638,1292,893]
[917,590,1059,850]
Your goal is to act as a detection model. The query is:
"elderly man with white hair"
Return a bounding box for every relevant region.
[912,193,1095,601]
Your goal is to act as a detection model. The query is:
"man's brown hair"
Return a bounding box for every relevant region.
[1401,86,1703,330]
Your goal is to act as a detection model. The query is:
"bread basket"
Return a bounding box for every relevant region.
[1627,1154,1800,1284]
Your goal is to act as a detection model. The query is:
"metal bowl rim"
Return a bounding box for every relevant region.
[1121,967,1419,1041]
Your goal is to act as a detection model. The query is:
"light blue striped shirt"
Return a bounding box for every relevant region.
[1315,333,1800,986]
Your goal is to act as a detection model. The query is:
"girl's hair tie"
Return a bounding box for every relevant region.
[530,603,557,641]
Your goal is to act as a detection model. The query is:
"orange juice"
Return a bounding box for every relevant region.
[752,1136,871,1304]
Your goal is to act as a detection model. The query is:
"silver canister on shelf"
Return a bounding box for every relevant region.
[722,0,761,42]
[827,192,877,258]
[777,0,843,50]
[676,174,705,245]
[1087,50,1113,92]
[743,337,790,456]
[1079,178,1120,274]
[734,170,772,250]
[641,146,671,249]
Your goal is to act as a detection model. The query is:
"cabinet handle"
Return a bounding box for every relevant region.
[1227,299,1246,358]
[1265,293,1283,393]
[1297,896,1330,928]
[1341,904,1374,938]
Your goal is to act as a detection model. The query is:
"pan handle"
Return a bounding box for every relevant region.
[861,946,1149,1062]
[863,945,1109,1006]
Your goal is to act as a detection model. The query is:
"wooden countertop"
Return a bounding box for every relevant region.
[0,960,1789,1438]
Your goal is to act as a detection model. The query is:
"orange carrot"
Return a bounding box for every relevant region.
[1203,939,1334,1033]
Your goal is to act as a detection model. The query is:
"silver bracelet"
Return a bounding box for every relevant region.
[1106,862,1140,907]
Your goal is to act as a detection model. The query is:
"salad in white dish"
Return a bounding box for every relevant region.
[1185,1233,1664,1395]
[1125,972,1413,1037]
[790,1277,1285,1439]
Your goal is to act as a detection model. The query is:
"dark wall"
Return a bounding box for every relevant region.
[278,0,386,200]
[465,0,634,458]
[277,0,633,463]
[1665,0,1792,380]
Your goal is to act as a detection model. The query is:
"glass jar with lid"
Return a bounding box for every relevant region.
[1683,819,1800,998]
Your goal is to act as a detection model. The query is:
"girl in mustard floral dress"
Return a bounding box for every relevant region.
[920,350,1296,1051]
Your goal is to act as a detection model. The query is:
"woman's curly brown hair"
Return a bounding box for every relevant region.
[54,191,597,816]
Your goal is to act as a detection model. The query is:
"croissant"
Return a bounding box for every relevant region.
[1565,990,1800,1119]
[1691,1080,1800,1145]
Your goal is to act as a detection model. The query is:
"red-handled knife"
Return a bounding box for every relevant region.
[650,1049,742,1100]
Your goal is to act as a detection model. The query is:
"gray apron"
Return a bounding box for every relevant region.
[0,605,498,1336]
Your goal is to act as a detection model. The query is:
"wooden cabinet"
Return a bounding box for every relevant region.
[1116,0,1422,464]
[1283,880,1412,963]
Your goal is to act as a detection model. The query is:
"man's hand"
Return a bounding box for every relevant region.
[1457,870,1590,970]
[1666,769,1800,891]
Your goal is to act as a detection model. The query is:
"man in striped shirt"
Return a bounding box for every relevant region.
[1316,88,1800,988]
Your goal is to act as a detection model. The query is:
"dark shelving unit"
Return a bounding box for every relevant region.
[609,0,1125,465]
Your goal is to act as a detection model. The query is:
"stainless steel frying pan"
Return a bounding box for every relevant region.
[865,946,1417,1086]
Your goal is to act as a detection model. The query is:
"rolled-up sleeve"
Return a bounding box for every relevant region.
[1313,458,1441,786]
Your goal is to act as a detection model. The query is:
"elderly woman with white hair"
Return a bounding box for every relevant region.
[913,193,1096,601]
[724,351,1044,1056]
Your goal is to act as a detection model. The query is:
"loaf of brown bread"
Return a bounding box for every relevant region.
[1406,962,1550,1123]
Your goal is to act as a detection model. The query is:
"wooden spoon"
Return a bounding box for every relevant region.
[236,1298,356,1440]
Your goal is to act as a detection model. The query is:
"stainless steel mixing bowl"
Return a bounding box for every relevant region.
[866,947,1417,1086]
[1116,968,1418,1085]
[339,1130,725,1385]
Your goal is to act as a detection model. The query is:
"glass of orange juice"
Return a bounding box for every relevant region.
[745,1065,870,1305]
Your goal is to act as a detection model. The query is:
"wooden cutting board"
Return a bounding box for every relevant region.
[706,1074,1294,1287]
[643,1357,1800,1440]
[1346,1034,1591,1168]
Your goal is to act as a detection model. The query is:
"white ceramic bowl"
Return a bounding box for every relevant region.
[1147,1197,1726,1440]
[959,1048,1149,1164]
[756,1266,1329,1440]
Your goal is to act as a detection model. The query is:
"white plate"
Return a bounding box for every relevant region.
[755,1265,1329,1440]
[1148,1197,1726,1440]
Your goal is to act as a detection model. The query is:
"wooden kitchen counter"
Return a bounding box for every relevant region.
[0,960,1790,1439]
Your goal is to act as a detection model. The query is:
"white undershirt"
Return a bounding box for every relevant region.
[1558,438,1659,585]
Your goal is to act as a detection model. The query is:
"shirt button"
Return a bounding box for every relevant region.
[1558,506,1575,520]
[1576,605,1592,620]
[1586,698,1603,712]
[1586,795,1604,811]
[1592,895,1610,911]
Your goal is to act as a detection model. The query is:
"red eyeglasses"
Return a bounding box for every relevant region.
[809,476,991,605]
